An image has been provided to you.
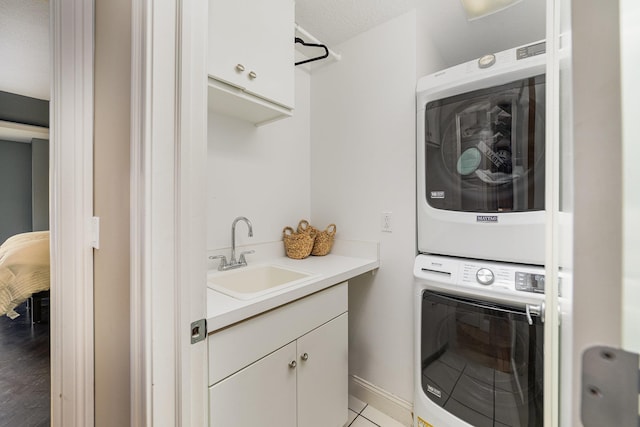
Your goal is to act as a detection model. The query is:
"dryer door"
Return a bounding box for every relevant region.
[420,290,544,427]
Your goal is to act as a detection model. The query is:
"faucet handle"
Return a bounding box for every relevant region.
[238,250,254,265]
[209,254,228,270]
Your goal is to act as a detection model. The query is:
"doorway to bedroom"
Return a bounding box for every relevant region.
[0,113,51,424]
[0,0,52,425]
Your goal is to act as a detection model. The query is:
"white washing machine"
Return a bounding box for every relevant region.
[416,41,546,265]
[414,254,545,427]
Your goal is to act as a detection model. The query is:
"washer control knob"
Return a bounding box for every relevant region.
[476,268,495,285]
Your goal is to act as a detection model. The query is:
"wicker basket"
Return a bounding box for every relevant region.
[311,224,336,256]
[297,220,336,256]
[283,226,315,259]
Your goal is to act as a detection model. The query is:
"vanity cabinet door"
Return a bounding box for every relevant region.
[209,341,297,427]
[297,313,349,427]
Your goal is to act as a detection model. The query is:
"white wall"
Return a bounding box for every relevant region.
[207,69,311,250]
[0,0,49,100]
[310,10,443,404]
[416,7,447,80]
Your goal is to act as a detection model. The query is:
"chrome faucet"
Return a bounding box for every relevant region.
[209,216,254,271]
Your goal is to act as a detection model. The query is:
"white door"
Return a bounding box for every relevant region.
[130,0,209,425]
[297,314,349,427]
[209,342,298,427]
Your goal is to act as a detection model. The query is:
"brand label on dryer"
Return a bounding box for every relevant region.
[427,384,442,398]
[430,191,445,199]
[477,215,498,223]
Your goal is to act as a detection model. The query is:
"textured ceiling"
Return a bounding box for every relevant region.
[0,0,49,101]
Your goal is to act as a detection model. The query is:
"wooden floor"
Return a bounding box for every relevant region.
[0,301,50,426]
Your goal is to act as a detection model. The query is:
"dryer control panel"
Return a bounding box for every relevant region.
[414,254,545,305]
[515,271,546,293]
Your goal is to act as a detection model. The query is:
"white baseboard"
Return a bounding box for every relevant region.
[349,375,414,426]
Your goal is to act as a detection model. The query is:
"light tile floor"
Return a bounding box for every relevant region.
[346,395,407,427]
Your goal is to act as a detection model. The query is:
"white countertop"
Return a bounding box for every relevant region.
[206,239,379,333]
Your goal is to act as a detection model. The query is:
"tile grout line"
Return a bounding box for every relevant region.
[348,401,368,417]
[358,403,368,415]
[347,403,370,427]
[347,403,386,427]
[359,411,382,427]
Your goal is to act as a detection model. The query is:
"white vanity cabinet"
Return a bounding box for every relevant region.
[207,0,295,125]
[208,283,348,427]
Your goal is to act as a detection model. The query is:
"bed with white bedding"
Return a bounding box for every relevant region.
[0,231,50,319]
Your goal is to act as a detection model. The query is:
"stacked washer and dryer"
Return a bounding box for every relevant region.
[414,41,547,427]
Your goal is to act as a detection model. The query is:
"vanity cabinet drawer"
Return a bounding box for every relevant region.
[208,282,347,385]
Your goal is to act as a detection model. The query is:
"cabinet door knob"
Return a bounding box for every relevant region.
[235,63,245,72]
[248,71,257,79]
[301,353,309,361]
[288,360,297,368]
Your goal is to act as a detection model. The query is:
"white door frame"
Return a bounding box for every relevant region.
[130,0,209,425]
[50,0,95,426]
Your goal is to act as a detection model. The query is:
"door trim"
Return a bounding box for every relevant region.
[50,0,95,426]
[130,0,209,424]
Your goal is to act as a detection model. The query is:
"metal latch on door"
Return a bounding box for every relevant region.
[191,319,207,344]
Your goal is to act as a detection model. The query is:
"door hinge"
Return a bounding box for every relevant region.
[581,346,640,427]
[190,318,207,344]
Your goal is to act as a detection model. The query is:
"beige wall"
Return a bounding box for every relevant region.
[94,0,131,425]
[571,0,623,424]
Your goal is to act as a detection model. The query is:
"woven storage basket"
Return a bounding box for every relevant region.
[297,220,336,256]
[283,226,315,259]
[311,224,336,256]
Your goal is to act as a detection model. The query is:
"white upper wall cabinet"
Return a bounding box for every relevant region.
[208,0,295,125]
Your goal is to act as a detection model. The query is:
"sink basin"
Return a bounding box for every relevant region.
[207,264,318,300]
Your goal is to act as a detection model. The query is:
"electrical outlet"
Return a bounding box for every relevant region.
[381,212,392,232]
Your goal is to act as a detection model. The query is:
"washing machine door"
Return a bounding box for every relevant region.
[420,290,544,427]
[422,75,545,213]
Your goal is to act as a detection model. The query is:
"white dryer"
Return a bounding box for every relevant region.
[414,254,545,427]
